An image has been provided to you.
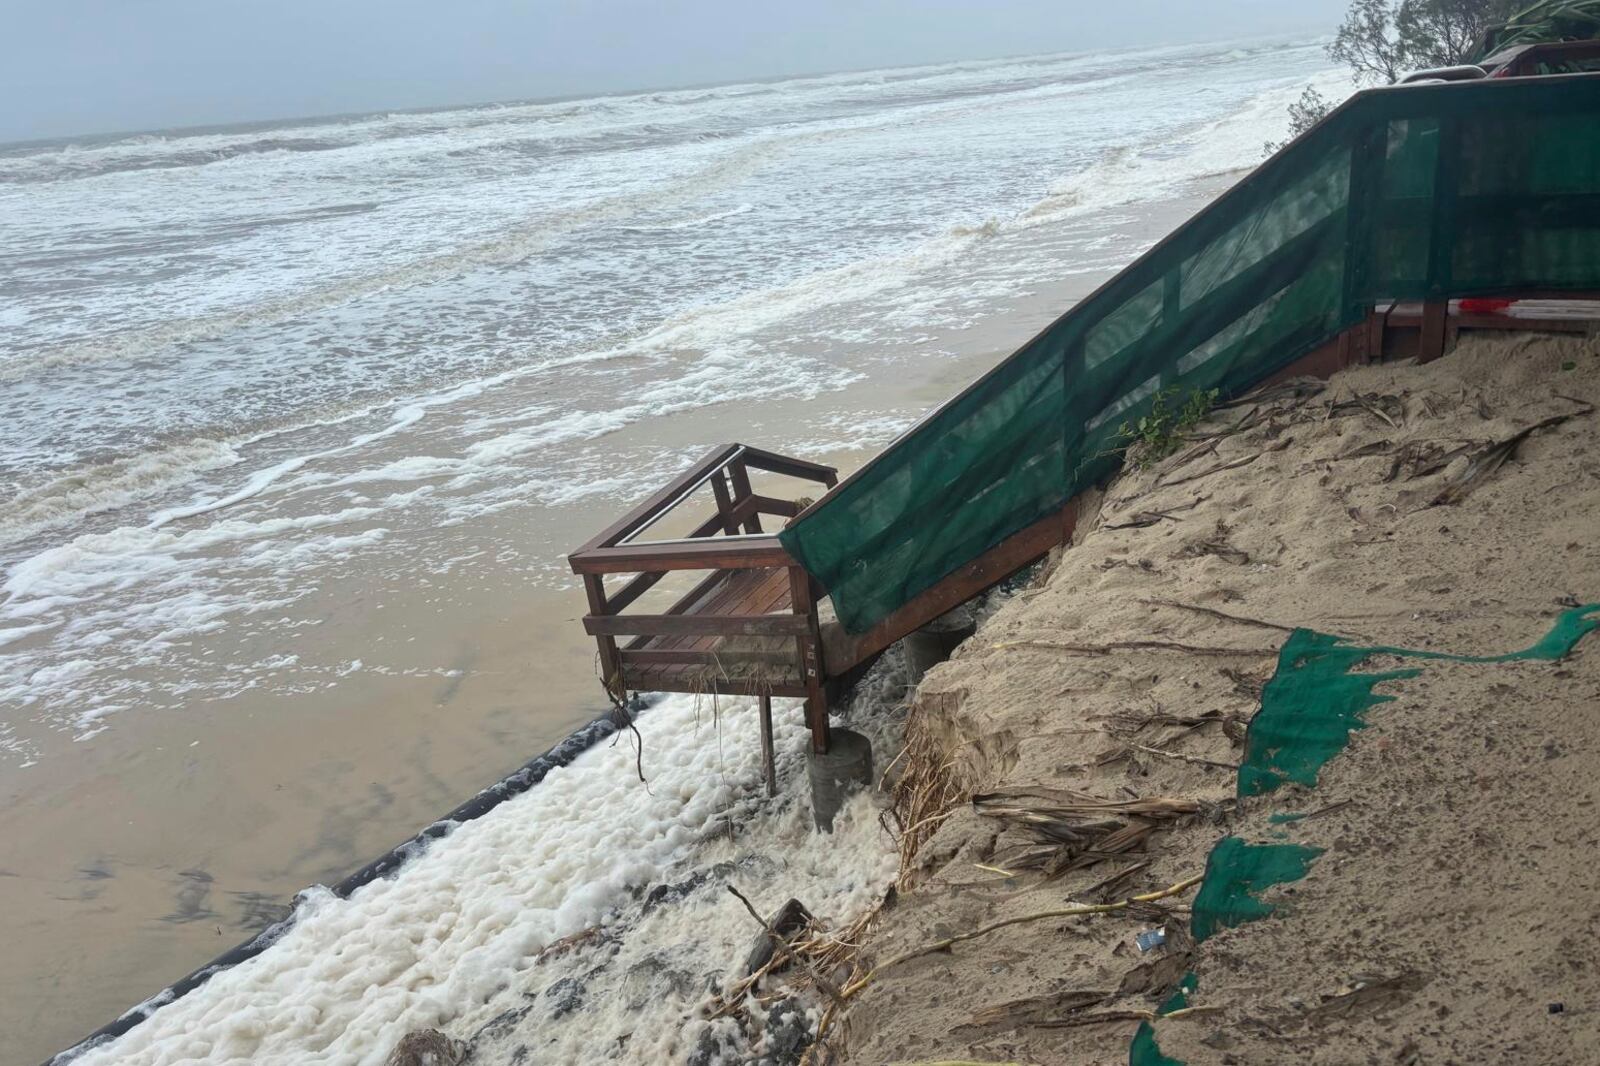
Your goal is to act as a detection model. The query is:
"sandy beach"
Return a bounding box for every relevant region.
[4,185,1238,1066]
[0,38,1338,1063]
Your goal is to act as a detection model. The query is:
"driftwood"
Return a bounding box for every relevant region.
[727,885,843,1003]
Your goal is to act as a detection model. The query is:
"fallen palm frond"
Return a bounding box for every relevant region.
[971,788,1201,878]
[888,703,969,889]
[1381,438,1480,482]
[1175,535,1250,565]
[961,923,1198,1030]
[1158,450,1265,490]
[1130,744,1240,771]
[1424,404,1591,506]
[1032,1004,1221,1029]
[1079,860,1151,900]
[888,1060,1043,1066]
[1093,705,1248,747]
[960,988,1115,1029]
[838,873,1203,1000]
[1320,390,1404,426]
[991,637,1277,658]
[1137,598,1296,633]
[1102,508,1186,530]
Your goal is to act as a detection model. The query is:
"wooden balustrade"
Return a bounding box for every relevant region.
[568,443,838,764]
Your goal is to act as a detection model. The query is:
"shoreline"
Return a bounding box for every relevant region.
[3,174,1241,1064]
[49,712,624,1064]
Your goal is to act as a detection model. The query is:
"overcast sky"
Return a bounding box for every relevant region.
[2,1,1347,144]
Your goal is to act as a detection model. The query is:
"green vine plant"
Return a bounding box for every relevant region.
[1117,385,1219,469]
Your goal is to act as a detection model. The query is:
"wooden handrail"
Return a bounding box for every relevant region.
[570,536,793,575]
[585,613,810,637]
[574,443,743,553]
[571,442,838,558]
[739,445,839,485]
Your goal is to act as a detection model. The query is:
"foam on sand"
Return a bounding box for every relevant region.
[59,691,901,1065]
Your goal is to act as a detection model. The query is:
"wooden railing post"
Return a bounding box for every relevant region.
[582,574,624,700]
[728,459,762,533]
[710,469,740,535]
[789,565,830,753]
[1421,114,1461,364]
[758,694,777,796]
[1419,299,1449,363]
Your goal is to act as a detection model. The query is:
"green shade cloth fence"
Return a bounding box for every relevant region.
[780,74,1600,635]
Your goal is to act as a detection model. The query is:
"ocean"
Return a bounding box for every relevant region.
[1,37,1341,1063]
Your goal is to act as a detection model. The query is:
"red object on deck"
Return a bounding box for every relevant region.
[1459,297,1515,313]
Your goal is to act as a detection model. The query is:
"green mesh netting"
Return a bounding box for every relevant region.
[1128,973,1199,1066]
[1242,605,1600,796]
[1190,837,1325,944]
[1129,606,1599,1064]
[780,76,1600,635]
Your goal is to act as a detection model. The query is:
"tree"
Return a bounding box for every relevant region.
[1263,85,1336,156]
[1330,0,1524,85]
[1330,0,1410,85]
[1267,0,1522,155]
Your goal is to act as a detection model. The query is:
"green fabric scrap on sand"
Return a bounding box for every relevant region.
[1124,605,1598,1065]
[1128,973,1199,1066]
[1240,605,1600,797]
[1191,837,1324,944]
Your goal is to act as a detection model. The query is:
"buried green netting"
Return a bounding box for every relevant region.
[780,75,1600,635]
[1242,604,1600,796]
[1128,973,1199,1066]
[1131,605,1600,1064]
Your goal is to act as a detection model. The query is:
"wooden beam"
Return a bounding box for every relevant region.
[619,648,798,667]
[789,565,830,753]
[710,469,740,536]
[727,460,762,534]
[758,694,777,797]
[826,501,1076,675]
[570,537,793,574]
[739,446,837,485]
[585,613,810,638]
[573,443,742,554]
[1419,298,1449,363]
[732,494,802,524]
[582,575,623,699]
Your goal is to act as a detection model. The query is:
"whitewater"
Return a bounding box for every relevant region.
[1,36,1344,1064]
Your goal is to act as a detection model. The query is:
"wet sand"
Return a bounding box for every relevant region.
[1,182,1227,1064]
